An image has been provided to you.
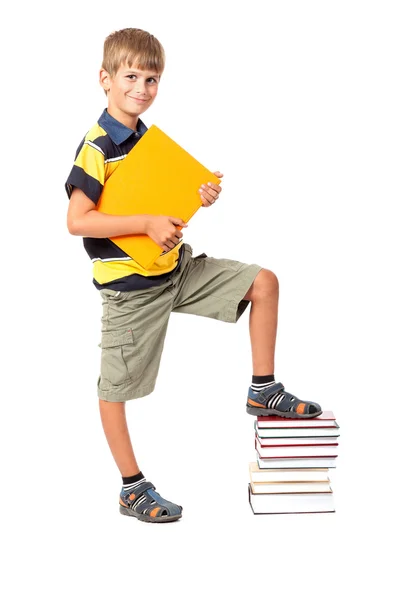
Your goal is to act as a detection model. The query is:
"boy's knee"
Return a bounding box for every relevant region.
[252,268,279,300]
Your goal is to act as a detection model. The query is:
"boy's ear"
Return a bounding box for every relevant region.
[99,68,111,93]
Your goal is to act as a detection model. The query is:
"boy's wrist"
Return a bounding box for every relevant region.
[142,214,152,234]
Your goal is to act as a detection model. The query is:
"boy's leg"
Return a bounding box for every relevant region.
[241,269,278,375]
[241,269,321,417]
[99,399,139,476]
[97,284,183,522]
[98,397,182,522]
[171,247,322,418]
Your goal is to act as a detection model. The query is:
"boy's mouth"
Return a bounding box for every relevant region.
[127,96,148,104]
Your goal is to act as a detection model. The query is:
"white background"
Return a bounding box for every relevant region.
[1,0,399,598]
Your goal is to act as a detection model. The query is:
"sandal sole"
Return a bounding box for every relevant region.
[246,405,322,419]
[119,504,182,523]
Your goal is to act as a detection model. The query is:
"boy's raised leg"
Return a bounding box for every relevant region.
[243,269,322,418]
[243,269,279,376]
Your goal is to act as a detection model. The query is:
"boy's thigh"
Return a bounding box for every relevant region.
[97,283,174,402]
[172,248,263,323]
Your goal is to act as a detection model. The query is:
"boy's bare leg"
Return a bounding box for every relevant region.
[242,268,322,417]
[99,399,140,477]
[242,269,279,375]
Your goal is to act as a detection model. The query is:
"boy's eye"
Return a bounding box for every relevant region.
[126,75,157,83]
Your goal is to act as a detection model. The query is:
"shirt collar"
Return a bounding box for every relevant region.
[98,108,148,145]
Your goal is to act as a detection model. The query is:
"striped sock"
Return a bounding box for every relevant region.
[121,472,148,508]
[251,374,276,394]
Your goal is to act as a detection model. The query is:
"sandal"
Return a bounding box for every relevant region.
[119,481,182,523]
[246,382,322,419]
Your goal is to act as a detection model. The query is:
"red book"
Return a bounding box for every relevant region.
[257,410,338,429]
[255,436,339,458]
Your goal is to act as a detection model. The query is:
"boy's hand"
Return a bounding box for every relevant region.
[145,215,187,252]
[199,171,223,207]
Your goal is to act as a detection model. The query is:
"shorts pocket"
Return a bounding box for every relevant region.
[100,328,143,385]
[100,289,129,302]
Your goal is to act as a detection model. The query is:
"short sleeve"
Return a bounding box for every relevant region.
[65,139,105,204]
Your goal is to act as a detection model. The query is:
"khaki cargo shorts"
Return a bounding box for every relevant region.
[97,244,263,402]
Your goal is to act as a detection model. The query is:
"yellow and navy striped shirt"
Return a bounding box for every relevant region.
[65,108,183,291]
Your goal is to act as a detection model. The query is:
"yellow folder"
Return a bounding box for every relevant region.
[96,125,221,269]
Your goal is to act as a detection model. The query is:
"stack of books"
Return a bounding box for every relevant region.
[248,411,339,514]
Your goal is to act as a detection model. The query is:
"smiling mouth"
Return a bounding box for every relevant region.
[128,96,148,103]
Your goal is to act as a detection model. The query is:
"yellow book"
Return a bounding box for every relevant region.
[96,125,221,269]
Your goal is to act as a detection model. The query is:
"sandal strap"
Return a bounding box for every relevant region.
[257,382,285,404]
[122,481,155,506]
[127,480,155,497]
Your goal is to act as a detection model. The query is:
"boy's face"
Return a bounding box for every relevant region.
[100,62,160,129]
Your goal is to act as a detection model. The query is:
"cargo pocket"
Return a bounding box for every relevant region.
[100,329,143,385]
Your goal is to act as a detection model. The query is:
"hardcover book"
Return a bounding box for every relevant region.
[248,484,335,514]
[250,481,332,494]
[257,456,337,469]
[249,462,330,483]
[254,424,340,439]
[255,436,339,458]
[256,411,338,429]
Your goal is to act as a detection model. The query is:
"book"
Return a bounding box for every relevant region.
[256,437,339,458]
[257,456,337,469]
[249,462,330,483]
[255,424,340,439]
[256,411,338,429]
[255,429,338,446]
[255,436,338,446]
[248,484,335,514]
[250,480,332,494]
[96,124,221,269]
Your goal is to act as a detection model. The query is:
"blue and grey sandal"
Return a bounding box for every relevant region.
[119,480,182,523]
[246,382,322,419]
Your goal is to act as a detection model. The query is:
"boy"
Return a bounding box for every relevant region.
[65,28,322,523]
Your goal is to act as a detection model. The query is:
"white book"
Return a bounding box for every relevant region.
[257,456,337,469]
[255,424,340,439]
[250,481,332,494]
[256,411,338,429]
[249,462,330,483]
[248,485,335,514]
[255,435,338,446]
[256,437,339,458]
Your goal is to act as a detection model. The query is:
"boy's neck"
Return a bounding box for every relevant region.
[107,106,139,132]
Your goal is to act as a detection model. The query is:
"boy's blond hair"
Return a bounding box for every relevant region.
[102,28,165,78]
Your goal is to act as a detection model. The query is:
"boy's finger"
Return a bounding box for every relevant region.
[170,217,188,227]
[200,193,215,206]
[200,183,221,194]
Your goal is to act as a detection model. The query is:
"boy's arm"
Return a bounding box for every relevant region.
[67,187,150,238]
[67,187,187,251]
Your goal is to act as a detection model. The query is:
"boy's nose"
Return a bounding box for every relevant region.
[134,82,146,94]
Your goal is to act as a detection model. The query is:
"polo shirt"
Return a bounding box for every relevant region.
[65,108,183,291]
